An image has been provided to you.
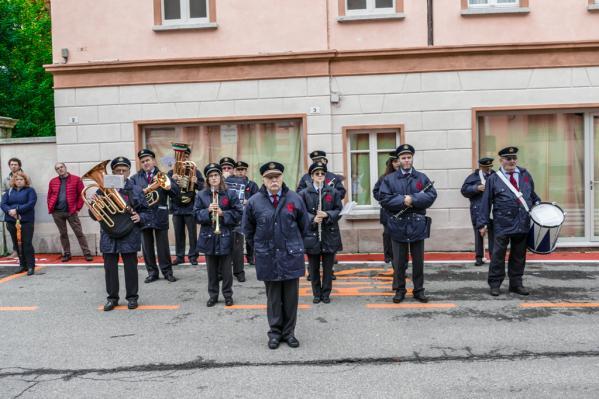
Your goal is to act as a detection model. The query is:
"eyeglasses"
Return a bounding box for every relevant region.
[503,156,518,161]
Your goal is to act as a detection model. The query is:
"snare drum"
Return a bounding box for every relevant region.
[527,202,565,254]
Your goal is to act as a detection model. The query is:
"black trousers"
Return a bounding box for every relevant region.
[307,253,335,299]
[206,254,233,300]
[142,228,173,277]
[173,214,198,261]
[383,226,393,263]
[264,279,299,340]
[392,239,425,296]
[488,233,527,289]
[231,231,245,277]
[7,222,35,270]
[474,221,495,261]
[245,239,254,264]
[103,252,139,302]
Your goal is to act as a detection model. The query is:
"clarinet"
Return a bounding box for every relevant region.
[317,182,323,242]
[392,181,435,219]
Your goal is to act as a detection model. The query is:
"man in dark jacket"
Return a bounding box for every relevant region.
[131,149,180,283]
[243,161,310,350]
[477,146,541,297]
[379,144,437,304]
[48,162,93,262]
[461,157,496,266]
[168,146,205,266]
[234,161,259,266]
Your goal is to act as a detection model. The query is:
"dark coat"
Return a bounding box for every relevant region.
[131,167,180,230]
[98,179,151,254]
[298,183,343,254]
[373,174,392,226]
[194,188,243,256]
[243,184,310,281]
[379,169,437,243]
[476,167,541,236]
[460,169,496,226]
[297,171,346,200]
[167,168,205,215]
[1,187,37,223]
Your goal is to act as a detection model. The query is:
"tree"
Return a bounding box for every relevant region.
[0,0,54,137]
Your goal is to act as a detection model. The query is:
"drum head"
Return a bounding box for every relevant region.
[529,203,565,228]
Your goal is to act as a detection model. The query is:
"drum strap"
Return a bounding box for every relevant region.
[496,171,529,213]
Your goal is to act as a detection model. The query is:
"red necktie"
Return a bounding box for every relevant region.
[147,172,152,184]
[508,172,519,191]
[272,194,279,208]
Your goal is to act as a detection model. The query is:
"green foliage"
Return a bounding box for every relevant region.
[0,0,54,137]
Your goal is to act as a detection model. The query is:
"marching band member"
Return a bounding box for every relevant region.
[243,162,310,349]
[299,161,343,304]
[132,149,180,284]
[234,161,259,266]
[373,152,400,265]
[168,144,205,266]
[194,163,243,307]
[477,147,540,297]
[379,144,437,304]
[223,158,248,282]
[219,156,235,179]
[461,157,496,266]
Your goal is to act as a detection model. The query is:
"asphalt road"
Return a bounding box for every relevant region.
[1,261,599,398]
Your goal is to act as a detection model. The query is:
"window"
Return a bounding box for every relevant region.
[347,129,401,207]
[346,0,396,15]
[468,0,518,7]
[163,0,208,24]
[143,119,304,189]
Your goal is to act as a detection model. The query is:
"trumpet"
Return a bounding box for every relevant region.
[172,142,197,204]
[143,172,171,206]
[211,188,221,235]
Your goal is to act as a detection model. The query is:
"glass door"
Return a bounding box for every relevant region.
[592,116,599,241]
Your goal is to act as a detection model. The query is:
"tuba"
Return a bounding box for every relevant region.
[172,142,197,205]
[143,171,171,206]
[81,160,135,238]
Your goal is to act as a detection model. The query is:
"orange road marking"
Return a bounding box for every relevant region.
[366,303,457,309]
[0,267,45,285]
[226,304,312,310]
[520,302,599,309]
[97,305,180,310]
[0,306,38,311]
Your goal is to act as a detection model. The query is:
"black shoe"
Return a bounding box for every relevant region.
[84,254,94,262]
[331,273,337,280]
[103,300,118,311]
[236,274,246,283]
[127,299,138,310]
[144,275,159,283]
[190,258,198,266]
[414,294,429,303]
[393,292,405,303]
[15,266,26,274]
[27,268,34,276]
[474,259,484,266]
[61,253,71,262]
[172,257,185,265]
[490,287,500,296]
[206,298,217,307]
[268,338,280,350]
[285,336,300,348]
[248,260,255,266]
[165,274,177,282]
[509,286,530,296]
[322,297,331,304]
[313,296,321,304]
[225,297,234,306]
[306,274,312,281]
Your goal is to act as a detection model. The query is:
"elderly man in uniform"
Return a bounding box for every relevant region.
[477,146,540,297]
[379,144,437,304]
[243,162,310,350]
[461,157,496,266]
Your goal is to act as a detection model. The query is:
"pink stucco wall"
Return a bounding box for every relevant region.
[50,0,599,64]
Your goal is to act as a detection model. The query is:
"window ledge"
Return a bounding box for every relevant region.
[461,7,529,16]
[153,22,218,32]
[343,209,380,220]
[337,13,405,23]
[588,4,599,11]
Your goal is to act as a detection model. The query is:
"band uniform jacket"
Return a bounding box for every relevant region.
[461,169,496,227]
[476,168,541,237]
[242,184,310,281]
[297,171,346,200]
[193,188,243,256]
[131,167,180,230]
[98,179,151,254]
[373,175,391,226]
[299,184,343,255]
[167,168,205,216]
[379,169,437,243]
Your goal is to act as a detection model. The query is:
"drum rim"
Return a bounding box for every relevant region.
[529,201,565,228]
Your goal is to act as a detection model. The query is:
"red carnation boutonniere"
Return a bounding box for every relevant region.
[325,179,331,185]
[221,196,229,207]
[287,202,295,213]
[415,181,423,190]
[324,194,333,203]
[523,175,530,184]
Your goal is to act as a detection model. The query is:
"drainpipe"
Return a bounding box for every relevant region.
[427,0,434,46]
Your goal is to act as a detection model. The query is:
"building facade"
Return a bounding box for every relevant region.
[41,0,599,252]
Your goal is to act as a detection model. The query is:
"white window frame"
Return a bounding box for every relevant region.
[468,0,519,8]
[162,0,209,25]
[346,0,396,16]
[348,130,401,208]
